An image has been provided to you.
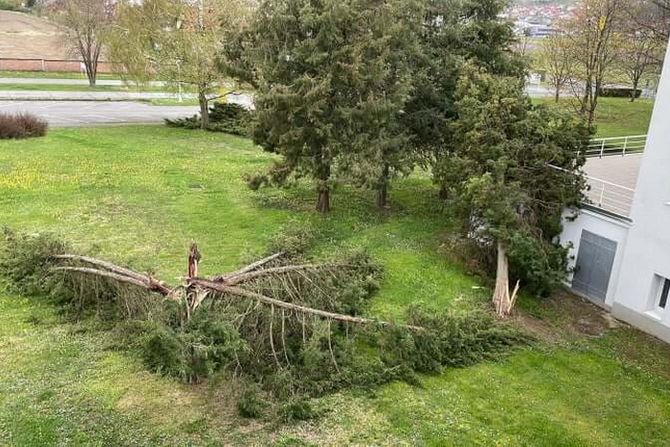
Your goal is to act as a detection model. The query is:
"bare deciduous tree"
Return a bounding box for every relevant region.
[635,0,670,42]
[541,33,576,102]
[564,0,624,126]
[617,27,663,101]
[109,0,252,129]
[51,0,115,86]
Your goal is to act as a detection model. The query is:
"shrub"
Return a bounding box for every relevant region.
[599,87,642,99]
[165,102,255,136]
[165,115,201,130]
[207,103,255,136]
[0,113,48,139]
[237,383,267,418]
[279,397,318,423]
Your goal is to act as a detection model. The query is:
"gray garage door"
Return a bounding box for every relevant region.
[572,230,618,301]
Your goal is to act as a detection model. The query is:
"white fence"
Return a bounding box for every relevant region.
[586,135,647,158]
[584,175,636,217]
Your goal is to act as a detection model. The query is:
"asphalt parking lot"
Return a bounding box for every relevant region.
[0,100,199,127]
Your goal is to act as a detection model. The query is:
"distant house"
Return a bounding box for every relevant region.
[513,19,556,38]
[524,23,556,37]
[559,37,670,343]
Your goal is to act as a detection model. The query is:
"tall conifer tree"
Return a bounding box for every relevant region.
[247,0,422,212]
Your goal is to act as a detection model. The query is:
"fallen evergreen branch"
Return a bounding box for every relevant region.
[51,247,420,331]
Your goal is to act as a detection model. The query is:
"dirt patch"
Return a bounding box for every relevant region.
[514,289,621,343]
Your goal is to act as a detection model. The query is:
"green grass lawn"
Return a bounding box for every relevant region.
[1,126,670,445]
[535,96,655,138]
[145,98,201,106]
[0,70,121,80]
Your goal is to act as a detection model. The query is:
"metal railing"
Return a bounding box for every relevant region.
[584,174,635,217]
[585,134,647,158]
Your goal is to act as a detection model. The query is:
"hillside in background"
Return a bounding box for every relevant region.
[0,10,67,60]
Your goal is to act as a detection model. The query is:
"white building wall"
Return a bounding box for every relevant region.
[560,209,630,307]
[610,41,670,341]
[556,37,670,343]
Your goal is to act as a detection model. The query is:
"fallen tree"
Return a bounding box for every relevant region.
[1,229,529,419]
[51,244,423,331]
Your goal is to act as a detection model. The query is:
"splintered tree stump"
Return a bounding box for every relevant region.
[187,242,201,278]
[492,242,520,318]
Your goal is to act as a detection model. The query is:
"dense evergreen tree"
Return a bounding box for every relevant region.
[246,0,422,212]
[440,64,590,302]
[243,0,589,297]
[404,0,525,183]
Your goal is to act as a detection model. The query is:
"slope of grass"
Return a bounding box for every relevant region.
[1,126,670,445]
[535,96,654,138]
[591,97,654,137]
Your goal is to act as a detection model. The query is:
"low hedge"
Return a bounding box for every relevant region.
[599,87,642,99]
[165,102,255,137]
[0,113,48,139]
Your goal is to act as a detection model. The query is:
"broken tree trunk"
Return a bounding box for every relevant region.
[492,242,520,318]
[188,242,201,278]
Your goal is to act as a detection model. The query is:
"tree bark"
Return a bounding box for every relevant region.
[631,78,640,102]
[316,186,330,214]
[554,84,561,103]
[198,89,209,129]
[376,164,390,209]
[187,242,201,278]
[315,158,331,213]
[580,79,590,115]
[492,242,520,318]
[85,61,97,87]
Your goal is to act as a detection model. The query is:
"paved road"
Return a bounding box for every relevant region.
[0,100,199,126]
[0,91,254,108]
[0,90,195,101]
[0,90,200,101]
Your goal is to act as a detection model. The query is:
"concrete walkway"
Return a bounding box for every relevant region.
[584,154,642,190]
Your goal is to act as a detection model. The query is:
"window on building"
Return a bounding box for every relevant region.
[660,278,670,309]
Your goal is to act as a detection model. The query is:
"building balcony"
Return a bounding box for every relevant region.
[582,136,645,219]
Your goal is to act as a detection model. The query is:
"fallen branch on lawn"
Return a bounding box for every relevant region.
[223,263,352,286]
[216,251,285,280]
[54,254,172,295]
[189,278,424,331]
[51,243,423,332]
